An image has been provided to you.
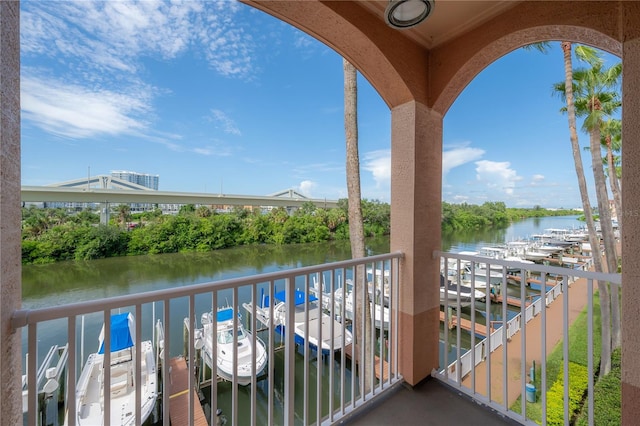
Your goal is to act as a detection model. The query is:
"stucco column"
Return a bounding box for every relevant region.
[0,1,22,424]
[622,18,640,424]
[390,101,442,386]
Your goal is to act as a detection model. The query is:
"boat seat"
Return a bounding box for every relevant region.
[110,370,130,396]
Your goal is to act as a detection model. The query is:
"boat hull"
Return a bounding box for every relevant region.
[75,341,157,426]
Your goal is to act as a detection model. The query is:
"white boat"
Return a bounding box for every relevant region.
[462,263,505,287]
[523,250,548,261]
[75,312,157,426]
[244,289,353,354]
[535,243,565,254]
[193,307,268,386]
[440,274,485,307]
[313,278,390,330]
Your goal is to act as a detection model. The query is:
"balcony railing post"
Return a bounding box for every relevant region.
[563,275,570,425]
[284,276,295,426]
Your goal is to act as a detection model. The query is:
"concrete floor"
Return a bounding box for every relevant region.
[343,378,522,426]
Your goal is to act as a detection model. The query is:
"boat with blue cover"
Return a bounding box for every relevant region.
[243,289,352,354]
[73,312,157,426]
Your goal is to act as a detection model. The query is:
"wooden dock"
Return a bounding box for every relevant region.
[491,294,532,308]
[344,343,389,381]
[440,311,490,337]
[169,356,208,426]
[506,274,558,288]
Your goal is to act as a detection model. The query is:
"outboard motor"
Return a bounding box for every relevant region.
[216,408,227,426]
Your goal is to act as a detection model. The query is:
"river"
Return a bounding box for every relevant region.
[21,215,583,424]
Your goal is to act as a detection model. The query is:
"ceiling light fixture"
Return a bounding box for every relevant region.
[384,0,434,29]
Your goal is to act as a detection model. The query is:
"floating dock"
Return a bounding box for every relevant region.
[491,294,533,308]
[344,343,389,381]
[440,311,490,338]
[506,274,558,289]
[168,356,208,426]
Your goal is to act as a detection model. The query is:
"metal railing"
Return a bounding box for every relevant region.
[434,250,621,425]
[14,252,403,426]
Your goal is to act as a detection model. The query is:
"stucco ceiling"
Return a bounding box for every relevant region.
[357,1,523,49]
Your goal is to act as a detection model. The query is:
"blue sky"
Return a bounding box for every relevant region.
[20,1,621,208]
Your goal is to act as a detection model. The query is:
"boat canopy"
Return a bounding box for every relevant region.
[263,290,318,307]
[98,312,135,354]
[216,308,234,322]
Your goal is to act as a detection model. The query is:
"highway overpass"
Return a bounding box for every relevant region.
[21,186,339,209]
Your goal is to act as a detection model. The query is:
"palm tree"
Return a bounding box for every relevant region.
[571,59,622,352]
[600,118,622,230]
[116,204,131,230]
[343,57,373,393]
[551,42,613,375]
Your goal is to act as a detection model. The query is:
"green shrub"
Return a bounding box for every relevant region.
[574,348,621,426]
[546,362,589,425]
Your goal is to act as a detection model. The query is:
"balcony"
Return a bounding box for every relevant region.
[15,251,620,425]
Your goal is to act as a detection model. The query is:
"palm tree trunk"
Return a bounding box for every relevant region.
[343,58,373,393]
[590,127,621,352]
[606,141,622,227]
[561,41,611,376]
[605,138,622,349]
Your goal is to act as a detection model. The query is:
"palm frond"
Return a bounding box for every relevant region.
[522,41,552,53]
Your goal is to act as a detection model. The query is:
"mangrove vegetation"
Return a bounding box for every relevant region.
[21,200,577,264]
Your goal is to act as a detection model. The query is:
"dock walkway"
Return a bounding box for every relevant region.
[462,271,591,406]
[169,356,208,426]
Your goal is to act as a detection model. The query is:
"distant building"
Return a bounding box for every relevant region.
[42,173,158,222]
[110,170,159,190]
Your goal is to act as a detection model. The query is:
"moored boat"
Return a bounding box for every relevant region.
[74,312,157,426]
[440,274,486,307]
[244,289,353,354]
[313,278,390,330]
[193,307,268,386]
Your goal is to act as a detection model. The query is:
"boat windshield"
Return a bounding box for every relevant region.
[218,328,246,344]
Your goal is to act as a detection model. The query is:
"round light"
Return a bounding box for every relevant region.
[385,0,434,29]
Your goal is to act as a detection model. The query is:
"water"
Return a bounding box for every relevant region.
[442,215,584,253]
[21,216,582,424]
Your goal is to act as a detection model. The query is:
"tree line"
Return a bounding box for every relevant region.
[21,200,574,264]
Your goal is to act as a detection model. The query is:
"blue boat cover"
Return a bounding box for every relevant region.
[98,312,134,354]
[263,290,318,307]
[216,308,234,322]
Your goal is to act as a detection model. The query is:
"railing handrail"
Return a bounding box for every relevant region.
[434,250,620,283]
[12,252,403,330]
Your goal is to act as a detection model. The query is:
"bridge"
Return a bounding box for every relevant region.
[21,186,338,209]
[22,176,339,224]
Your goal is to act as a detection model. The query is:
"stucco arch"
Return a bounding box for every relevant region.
[242,1,427,108]
[431,25,621,116]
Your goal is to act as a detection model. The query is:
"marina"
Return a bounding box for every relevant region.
[19,216,596,425]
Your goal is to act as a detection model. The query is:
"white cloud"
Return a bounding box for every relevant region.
[475,160,522,195]
[362,150,391,188]
[452,195,470,203]
[298,180,317,197]
[211,109,241,135]
[20,0,264,147]
[443,144,485,175]
[531,174,545,185]
[22,0,257,78]
[21,76,150,139]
